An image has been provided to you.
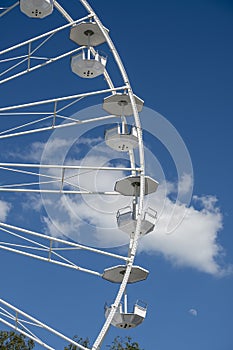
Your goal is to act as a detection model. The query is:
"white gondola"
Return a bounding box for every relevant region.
[117,206,157,236]
[115,175,159,196]
[70,22,108,47]
[105,300,147,329]
[103,93,144,116]
[102,265,149,284]
[105,124,138,152]
[71,48,107,78]
[20,0,53,18]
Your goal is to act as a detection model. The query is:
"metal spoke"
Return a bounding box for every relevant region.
[0,2,19,18]
[0,86,127,112]
[0,298,89,350]
[0,222,128,261]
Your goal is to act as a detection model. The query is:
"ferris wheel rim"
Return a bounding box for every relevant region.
[0,1,148,349]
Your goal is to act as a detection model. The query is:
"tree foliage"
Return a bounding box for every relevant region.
[65,335,143,349]
[0,331,35,350]
[107,336,143,350]
[0,331,143,349]
[64,335,90,349]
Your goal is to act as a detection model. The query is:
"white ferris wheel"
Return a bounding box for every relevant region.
[0,1,159,349]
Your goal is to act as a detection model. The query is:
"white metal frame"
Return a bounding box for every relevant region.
[0,1,147,349]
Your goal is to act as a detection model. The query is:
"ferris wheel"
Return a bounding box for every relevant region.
[0,1,159,349]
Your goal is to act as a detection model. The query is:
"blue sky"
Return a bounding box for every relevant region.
[0,0,233,349]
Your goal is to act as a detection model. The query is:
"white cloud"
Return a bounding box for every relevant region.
[15,136,229,276]
[178,173,193,195]
[138,183,225,276]
[6,138,73,163]
[40,170,131,247]
[22,194,44,212]
[78,136,103,147]
[0,199,11,221]
[40,161,228,276]
[6,110,228,276]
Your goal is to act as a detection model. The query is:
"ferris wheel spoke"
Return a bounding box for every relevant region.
[0,166,61,181]
[0,307,45,345]
[0,113,120,139]
[0,52,30,78]
[0,113,69,137]
[0,93,110,138]
[0,97,84,118]
[0,243,103,277]
[0,86,126,137]
[0,188,120,195]
[0,46,85,85]
[0,178,62,189]
[54,96,84,115]
[0,226,95,272]
[0,162,138,193]
[61,177,105,193]
[0,299,89,350]
[0,242,55,252]
[0,14,93,85]
[0,54,28,63]
[29,31,56,57]
[0,166,110,193]
[0,86,127,112]
[0,319,55,350]
[0,55,53,65]
[0,306,43,328]
[0,15,91,57]
[0,162,137,171]
[0,2,19,18]
[61,168,110,188]
[0,222,128,261]
[0,241,98,275]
